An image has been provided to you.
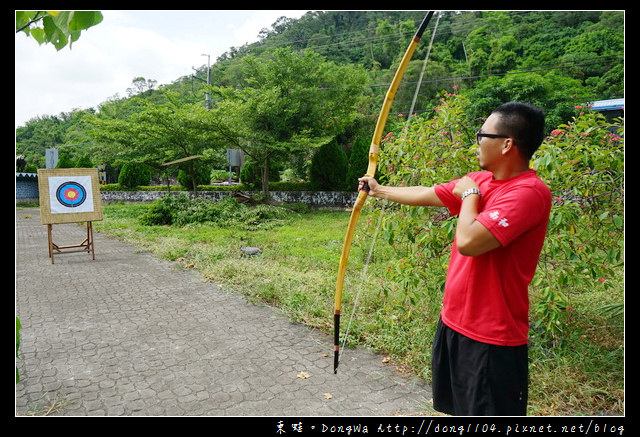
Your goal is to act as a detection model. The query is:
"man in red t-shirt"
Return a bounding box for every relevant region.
[359,102,550,416]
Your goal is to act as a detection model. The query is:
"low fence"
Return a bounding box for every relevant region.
[17,172,358,208]
[100,190,358,208]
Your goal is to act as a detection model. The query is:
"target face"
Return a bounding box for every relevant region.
[48,175,94,214]
[56,181,87,207]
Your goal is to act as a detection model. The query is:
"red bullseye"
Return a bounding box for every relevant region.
[63,187,79,201]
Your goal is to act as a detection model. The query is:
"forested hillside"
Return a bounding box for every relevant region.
[16,10,623,183]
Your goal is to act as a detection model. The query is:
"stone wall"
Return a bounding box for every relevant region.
[16,172,358,207]
[100,190,358,208]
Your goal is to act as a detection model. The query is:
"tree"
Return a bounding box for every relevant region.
[85,99,225,192]
[208,47,368,195]
[464,72,591,133]
[310,140,349,190]
[531,108,623,341]
[127,77,158,97]
[55,150,75,168]
[16,11,103,50]
[76,154,93,168]
[118,162,151,188]
[345,136,370,191]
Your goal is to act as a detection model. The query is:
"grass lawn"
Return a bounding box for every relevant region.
[93,201,624,416]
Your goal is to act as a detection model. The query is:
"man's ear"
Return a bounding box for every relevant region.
[501,138,515,156]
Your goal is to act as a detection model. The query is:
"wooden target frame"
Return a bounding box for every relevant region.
[37,168,103,263]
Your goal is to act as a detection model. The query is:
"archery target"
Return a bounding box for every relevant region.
[56,181,87,207]
[48,176,94,214]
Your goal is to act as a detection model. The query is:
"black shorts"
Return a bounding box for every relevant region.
[431,318,528,416]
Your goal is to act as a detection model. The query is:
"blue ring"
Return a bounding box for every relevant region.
[56,182,87,207]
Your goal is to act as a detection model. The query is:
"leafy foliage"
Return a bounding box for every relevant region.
[310,140,349,190]
[139,195,296,230]
[345,136,370,191]
[16,11,623,188]
[118,162,151,188]
[54,151,76,168]
[531,107,623,342]
[366,93,623,343]
[177,166,210,189]
[239,158,282,189]
[16,11,103,50]
[208,47,368,192]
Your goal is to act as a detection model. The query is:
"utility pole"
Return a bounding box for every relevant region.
[192,54,211,109]
[202,53,211,110]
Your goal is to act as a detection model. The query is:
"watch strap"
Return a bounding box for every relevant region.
[461,187,481,200]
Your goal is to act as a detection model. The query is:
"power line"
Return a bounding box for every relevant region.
[367,56,624,89]
[207,12,621,87]
[192,12,622,118]
[218,11,609,62]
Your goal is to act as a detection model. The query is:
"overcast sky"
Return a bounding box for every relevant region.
[15,10,309,129]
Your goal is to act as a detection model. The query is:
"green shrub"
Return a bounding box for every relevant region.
[211,169,230,182]
[345,136,369,191]
[177,166,211,189]
[268,181,314,191]
[138,194,183,225]
[239,159,281,189]
[118,162,151,188]
[310,140,349,190]
[76,155,93,168]
[138,194,298,230]
[371,93,624,343]
[100,182,315,192]
[55,151,75,168]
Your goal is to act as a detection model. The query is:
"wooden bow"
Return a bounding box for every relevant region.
[334,11,435,374]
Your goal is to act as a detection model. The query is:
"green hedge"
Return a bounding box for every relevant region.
[100,181,321,192]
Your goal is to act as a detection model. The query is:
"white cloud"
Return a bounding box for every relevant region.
[15,10,308,129]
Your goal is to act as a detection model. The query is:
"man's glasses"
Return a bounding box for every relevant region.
[476,132,510,144]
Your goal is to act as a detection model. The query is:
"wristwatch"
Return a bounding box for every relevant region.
[461,187,481,200]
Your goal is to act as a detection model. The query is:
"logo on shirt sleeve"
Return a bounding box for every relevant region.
[488,210,509,227]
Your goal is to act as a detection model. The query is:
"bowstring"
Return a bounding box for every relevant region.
[338,12,440,366]
[404,12,440,135]
[338,198,386,365]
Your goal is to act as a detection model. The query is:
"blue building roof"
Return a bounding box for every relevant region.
[590,98,624,111]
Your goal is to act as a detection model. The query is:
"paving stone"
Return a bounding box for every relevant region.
[15,208,432,417]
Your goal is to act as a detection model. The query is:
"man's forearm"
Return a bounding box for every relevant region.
[373,185,444,207]
[455,194,501,256]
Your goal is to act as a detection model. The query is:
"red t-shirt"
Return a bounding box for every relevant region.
[434,170,551,346]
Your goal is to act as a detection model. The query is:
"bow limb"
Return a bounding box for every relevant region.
[333,188,367,373]
[334,11,434,374]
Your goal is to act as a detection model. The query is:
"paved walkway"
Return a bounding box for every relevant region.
[15,208,432,417]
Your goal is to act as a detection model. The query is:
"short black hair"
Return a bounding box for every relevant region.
[492,102,545,160]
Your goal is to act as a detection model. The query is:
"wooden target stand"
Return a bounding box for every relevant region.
[37,168,103,264]
[45,221,95,263]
